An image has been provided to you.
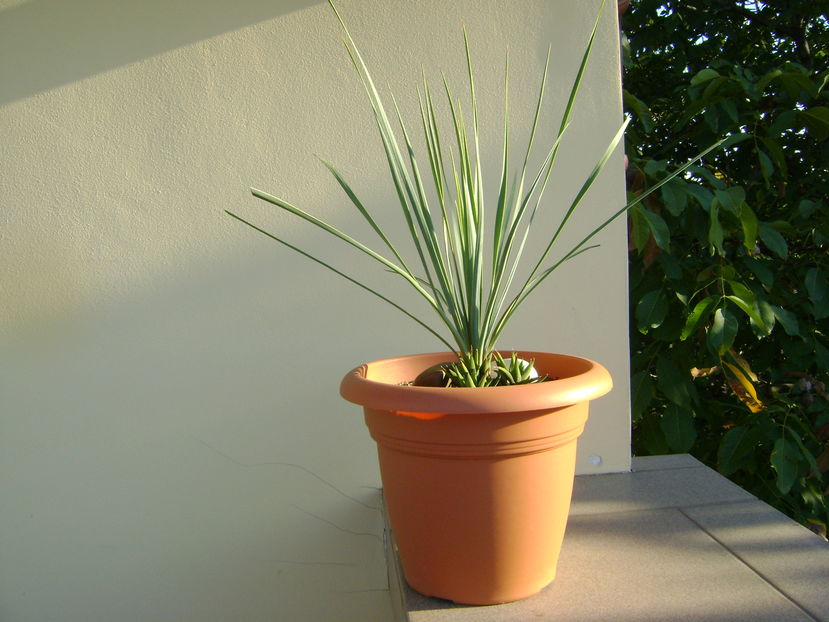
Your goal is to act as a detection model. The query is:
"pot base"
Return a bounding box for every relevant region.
[410,570,556,606]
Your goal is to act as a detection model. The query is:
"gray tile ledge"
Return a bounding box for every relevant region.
[570,455,756,515]
[393,457,829,622]
[630,453,707,471]
[683,500,829,621]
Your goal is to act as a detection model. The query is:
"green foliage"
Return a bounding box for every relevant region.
[624,0,829,535]
[228,0,712,386]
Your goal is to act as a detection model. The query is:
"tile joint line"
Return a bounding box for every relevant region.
[677,506,821,622]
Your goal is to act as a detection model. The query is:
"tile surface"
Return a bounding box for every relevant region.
[686,500,829,621]
[570,456,755,516]
[629,453,705,471]
[398,455,829,622]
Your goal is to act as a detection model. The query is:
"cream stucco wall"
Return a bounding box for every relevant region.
[0,1,628,620]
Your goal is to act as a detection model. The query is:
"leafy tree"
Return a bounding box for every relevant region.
[623,0,829,535]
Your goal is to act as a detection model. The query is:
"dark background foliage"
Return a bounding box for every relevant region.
[622,0,829,536]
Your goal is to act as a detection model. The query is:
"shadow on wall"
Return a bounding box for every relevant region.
[0,245,395,620]
[0,0,319,106]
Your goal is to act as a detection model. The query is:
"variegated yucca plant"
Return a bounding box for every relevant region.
[227,0,720,387]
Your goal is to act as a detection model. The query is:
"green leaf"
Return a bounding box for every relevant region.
[780,71,817,99]
[742,256,774,288]
[755,68,783,94]
[758,222,788,259]
[637,206,671,250]
[771,305,800,337]
[631,370,654,421]
[657,252,682,280]
[317,157,410,269]
[758,137,788,178]
[720,98,739,123]
[629,205,651,252]
[757,150,774,184]
[814,298,829,321]
[637,289,668,333]
[644,159,667,177]
[686,184,714,209]
[656,355,692,409]
[755,299,776,337]
[715,187,745,214]
[725,279,768,333]
[637,414,671,455]
[721,132,752,149]
[707,307,738,355]
[726,279,755,305]
[771,435,801,495]
[718,264,737,281]
[695,266,717,283]
[798,199,818,219]
[770,109,797,136]
[224,210,454,350]
[816,341,829,370]
[740,204,759,251]
[623,89,653,132]
[800,106,829,141]
[681,295,717,340]
[703,106,719,133]
[708,204,724,255]
[690,68,721,87]
[817,71,829,96]
[805,267,828,304]
[787,429,820,477]
[724,293,767,332]
[701,74,727,101]
[718,426,753,476]
[659,405,697,453]
[661,180,688,216]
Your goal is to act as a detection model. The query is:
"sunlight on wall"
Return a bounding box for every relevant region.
[0,1,627,620]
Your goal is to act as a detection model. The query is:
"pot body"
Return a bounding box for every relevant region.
[340,351,612,605]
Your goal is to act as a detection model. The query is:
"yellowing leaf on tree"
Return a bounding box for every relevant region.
[727,348,759,382]
[723,361,764,413]
[691,365,719,378]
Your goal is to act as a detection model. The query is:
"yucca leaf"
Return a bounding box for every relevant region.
[316,156,410,272]
[225,210,455,350]
[481,123,572,347]
[558,136,727,266]
[420,79,463,311]
[389,92,455,310]
[525,116,631,286]
[230,0,726,385]
[559,0,607,136]
[249,187,418,289]
[492,55,511,277]
[249,186,464,347]
[515,137,725,332]
[491,135,724,346]
[333,11,444,304]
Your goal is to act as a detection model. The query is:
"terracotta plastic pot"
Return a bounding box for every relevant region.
[340,351,612,605]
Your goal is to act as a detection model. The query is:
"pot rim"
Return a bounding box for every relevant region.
[339,350,612,415]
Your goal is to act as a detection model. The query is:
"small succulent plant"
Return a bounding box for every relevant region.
[413,353,545,388]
